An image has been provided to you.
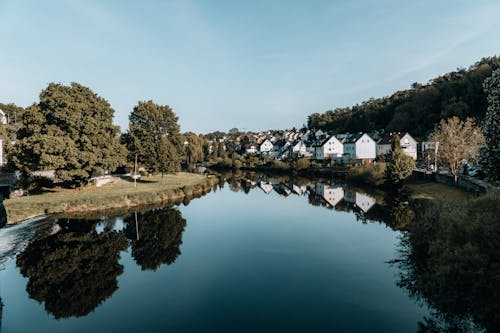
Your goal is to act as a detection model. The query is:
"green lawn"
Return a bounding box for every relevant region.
[4,173,215,224]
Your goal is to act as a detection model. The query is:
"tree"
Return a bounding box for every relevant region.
[8,83,126,186]
[385,135,415,187]
[430,117,484,183]
[480,68,500,182]
[126,101,182,176]
[184,132,205,166]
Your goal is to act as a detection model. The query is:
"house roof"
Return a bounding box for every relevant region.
[378,132,407,145]
[344,133,364,144]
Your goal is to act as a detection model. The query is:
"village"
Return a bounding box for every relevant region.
[207,127,422,165]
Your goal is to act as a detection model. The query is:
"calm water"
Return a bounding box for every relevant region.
[0,175,460,332]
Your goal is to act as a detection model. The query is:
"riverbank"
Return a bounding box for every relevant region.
[3,173,217,224]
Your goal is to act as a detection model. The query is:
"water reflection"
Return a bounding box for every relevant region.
[16,218,128,319]
[5,171,498,332]
[218,172,385,224]
[124,208,186,271]
[392,194,500,332]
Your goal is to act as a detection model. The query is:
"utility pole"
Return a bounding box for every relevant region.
[133,153,138,188]
[434,141,439,173]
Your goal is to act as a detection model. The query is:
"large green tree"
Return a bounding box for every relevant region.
[385,135,415,187]
[9,83,126,185]
[126,101,182,175]
[480,68,500,182]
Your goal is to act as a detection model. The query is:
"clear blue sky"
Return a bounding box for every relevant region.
[1,0,499,133]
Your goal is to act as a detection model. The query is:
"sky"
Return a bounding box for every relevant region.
[1,0,500,133]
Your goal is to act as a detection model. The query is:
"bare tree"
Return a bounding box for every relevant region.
[431,117,484,183]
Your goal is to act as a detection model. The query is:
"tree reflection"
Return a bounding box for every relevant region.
[393,192,500,332]
[16,218,128,319]
[124,208,186,271]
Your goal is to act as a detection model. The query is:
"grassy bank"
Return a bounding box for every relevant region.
[4,173,217,224]
[404,180,474,202]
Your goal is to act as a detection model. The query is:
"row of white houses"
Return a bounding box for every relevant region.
[253,131,418,163]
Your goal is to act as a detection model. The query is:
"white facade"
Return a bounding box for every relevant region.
[400,133,418,160]
[377,133,418,160]
[259,139,274,153]
[245,145,257,154]
[344,134,376,160]
[0,110,6,125]
[315,136,344,160]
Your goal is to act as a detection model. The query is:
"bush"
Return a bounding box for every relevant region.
[295,158,311,170]
[347,163,386,186]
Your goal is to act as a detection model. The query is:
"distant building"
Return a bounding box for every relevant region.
[0,110,6,125]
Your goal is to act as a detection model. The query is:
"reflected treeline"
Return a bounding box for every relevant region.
[15,206,187,319]
[16,218,128,319]
[124,208,186,271]
[392,192,500,332]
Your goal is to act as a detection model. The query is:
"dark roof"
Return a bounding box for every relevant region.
[344,133,364,144]
[378,132,406,145]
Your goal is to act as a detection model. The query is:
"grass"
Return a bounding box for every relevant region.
[404,180,473,202]
[4,172,216,224]
[345,163,387,186]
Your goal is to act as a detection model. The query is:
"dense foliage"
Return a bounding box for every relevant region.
[126,101,182,175]
[480,68,500,182]
[307,57,500,138]
[385,136,415,187]
[8,83,126,185]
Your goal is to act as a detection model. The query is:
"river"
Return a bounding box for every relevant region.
[0,173,493,332]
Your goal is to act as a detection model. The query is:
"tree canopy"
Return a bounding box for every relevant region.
[307,57,500,138]
[126,101,182,175]
[8,83,126,185]
[385,135,415,187]
[480,68,500,182]
[430,117,484,183]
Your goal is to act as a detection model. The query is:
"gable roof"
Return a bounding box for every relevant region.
[378,132,408,145]
[344,133,364,144]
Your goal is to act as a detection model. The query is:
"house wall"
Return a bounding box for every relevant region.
[316,137,343,160]
[355,134,376,159]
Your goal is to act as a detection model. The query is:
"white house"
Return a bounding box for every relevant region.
[377,132,418,160]
[343,133,376,162]
[315,136,344,160]
[0,110,6,125]
[259,139,274,154]
[245,144,257,154]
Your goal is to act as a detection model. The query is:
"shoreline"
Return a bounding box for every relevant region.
[4,173,218,224]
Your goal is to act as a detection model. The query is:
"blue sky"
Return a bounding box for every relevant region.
[1,0,499,133]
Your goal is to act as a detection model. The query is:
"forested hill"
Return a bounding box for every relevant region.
[307,56,500,139]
